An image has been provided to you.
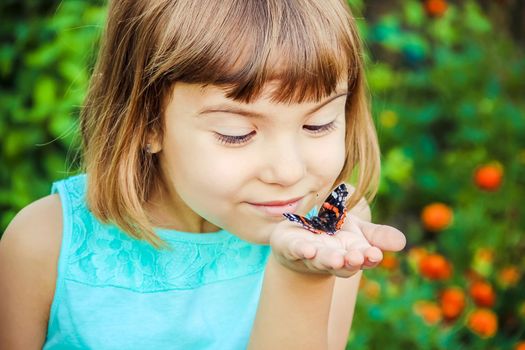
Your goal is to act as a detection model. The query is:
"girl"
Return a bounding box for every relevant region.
[0,0,406,349]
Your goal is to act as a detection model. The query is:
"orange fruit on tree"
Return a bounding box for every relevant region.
[464,268,484,283]
[408,247,428,263]
[421,203,453,231]
[470,281,496,307]
[474,164,503,191]
[498,266,521,287]
[407,247,428,272]
[440,287,466,320]
[467,309,498,338]
[413,301,442,325]
[380,253,399,270]
[419,253,452,280]
[424,0,448,17]
[475,248,494,263]
[363,280,381,300]
[515,341,525,350]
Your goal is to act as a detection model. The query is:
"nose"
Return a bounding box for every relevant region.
[258,136,306,187]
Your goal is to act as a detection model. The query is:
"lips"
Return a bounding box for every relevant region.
[248,196,304,217]
[251,196,304,206]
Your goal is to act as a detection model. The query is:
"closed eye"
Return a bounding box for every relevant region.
[214,130,256,145]
[303,121,337,134]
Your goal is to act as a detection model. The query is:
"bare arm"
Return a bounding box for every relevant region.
[249,193,372,350]
[327,195,371,350]
[328,272,362,350]
[0,195,62,349]
[248,253,335,350]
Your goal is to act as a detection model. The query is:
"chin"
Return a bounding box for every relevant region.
[232,223,276,245]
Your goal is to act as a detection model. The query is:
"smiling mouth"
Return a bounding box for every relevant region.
[247,197,303,217]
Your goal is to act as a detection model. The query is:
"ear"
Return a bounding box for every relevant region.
[146,130,162,154]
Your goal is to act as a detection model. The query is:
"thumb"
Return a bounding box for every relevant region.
[353,218,406,252]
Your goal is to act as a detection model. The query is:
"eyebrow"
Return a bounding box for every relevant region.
[197,91,349,118]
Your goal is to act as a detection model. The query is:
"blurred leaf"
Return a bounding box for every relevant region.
[404,0,424,28]
[464,1,492,34]
[34,75,56,107]
[25,43,59,67]
[368,63,397,92]
[0,45,15,76]
[383,148,414,185]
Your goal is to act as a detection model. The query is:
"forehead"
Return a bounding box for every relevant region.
[170,79,349,110]
[209,78,347,102]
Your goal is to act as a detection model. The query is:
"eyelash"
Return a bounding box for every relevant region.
[215,131,256,145]
[303,121,337,133]
[214,121,337,145]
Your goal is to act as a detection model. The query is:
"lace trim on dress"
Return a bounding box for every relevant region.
[53,175,270,292]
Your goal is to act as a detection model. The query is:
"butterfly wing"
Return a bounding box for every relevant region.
[282,183,349,235]
[282,213,326,235]
[314,183,349,234]
[317,183,349,218]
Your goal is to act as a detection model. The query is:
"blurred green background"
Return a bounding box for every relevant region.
[1,0,524,349]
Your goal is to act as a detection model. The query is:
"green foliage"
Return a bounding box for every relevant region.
[0,1,106,228]
[351,1,525,349]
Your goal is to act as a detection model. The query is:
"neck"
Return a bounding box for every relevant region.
[145,181,220,233]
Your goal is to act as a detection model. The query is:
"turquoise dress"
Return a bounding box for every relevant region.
[43,174,272,349]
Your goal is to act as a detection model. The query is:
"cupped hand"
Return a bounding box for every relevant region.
[269,213,406,278]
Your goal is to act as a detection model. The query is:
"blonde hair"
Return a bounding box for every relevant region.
[80,0,380,250]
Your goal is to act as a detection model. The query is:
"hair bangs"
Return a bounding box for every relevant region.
[155,0,358,104]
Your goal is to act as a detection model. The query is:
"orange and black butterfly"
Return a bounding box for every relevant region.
[283,183,348,235]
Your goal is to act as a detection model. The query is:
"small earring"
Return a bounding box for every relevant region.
[146,143,152,154]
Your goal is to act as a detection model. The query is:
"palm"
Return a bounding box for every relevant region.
[270,214,405,278]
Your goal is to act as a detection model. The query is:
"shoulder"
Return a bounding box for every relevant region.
[1,193,63,292]
[1,194,63,258]
[0,194,63,346]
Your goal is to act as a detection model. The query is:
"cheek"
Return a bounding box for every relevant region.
[307,129,347,180]
[166,131,250,204]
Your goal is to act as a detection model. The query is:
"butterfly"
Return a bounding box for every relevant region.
[283,183,349,235]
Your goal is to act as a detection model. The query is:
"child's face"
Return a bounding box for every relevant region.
[154,81,348,243]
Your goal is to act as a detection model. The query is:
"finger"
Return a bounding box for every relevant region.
[310,246,346,270]
[307,247,361,278]
[353,219,406,252]
[303,254,331,271]
[326,248,347,269]
[364,246,383,263]
[330,250,364,277]
[361,246,383,269]
[344,249,365,268]
[302,258,346,276]
[289,239,317,260]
